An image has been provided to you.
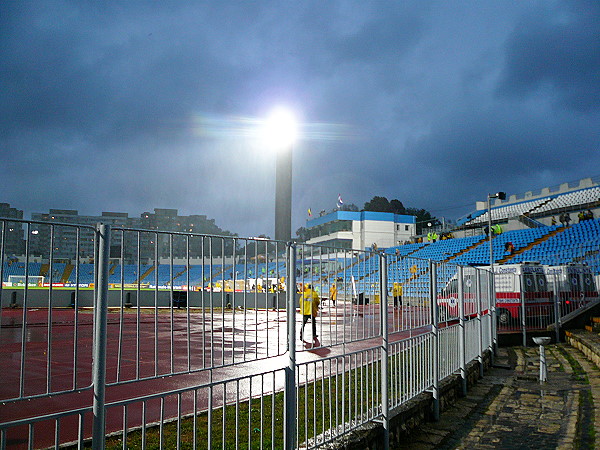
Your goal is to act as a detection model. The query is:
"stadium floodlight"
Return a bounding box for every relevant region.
[487,191,506,267]
[264,107,297,242]
[263,107,297,151]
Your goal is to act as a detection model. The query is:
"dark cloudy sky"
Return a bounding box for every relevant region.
[1,1,599,238]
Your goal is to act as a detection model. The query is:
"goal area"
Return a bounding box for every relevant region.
[8,275,45,287]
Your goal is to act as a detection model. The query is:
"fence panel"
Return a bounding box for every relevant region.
[294,243,383,348]
[295,347,382,449]
[104,229,291,385]
[494,268,585,334]
[1,224,500,449]
[435,261,460,322]
[387,255,433,333]
[465,318,480,362]
[545,265,600,320]
[0,218,97,403]
[438,324,460,380]
[388,333,434,410]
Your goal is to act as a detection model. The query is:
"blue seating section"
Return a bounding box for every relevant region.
[385,242,426,256]
[76,264,95,284]
[3,219,599,289]
[512,219,600,272]
[398,235,484,262]
[452,226,560,265]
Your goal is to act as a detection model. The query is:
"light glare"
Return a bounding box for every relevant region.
[263,107,297,150]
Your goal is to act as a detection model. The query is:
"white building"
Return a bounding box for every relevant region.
[305,211,416,250]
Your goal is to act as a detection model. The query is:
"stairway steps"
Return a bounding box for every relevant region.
[497,226,567,264]
[443,236,488,263]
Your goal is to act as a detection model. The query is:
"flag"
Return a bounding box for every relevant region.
[337,194,344,209]
[308,208,312,217]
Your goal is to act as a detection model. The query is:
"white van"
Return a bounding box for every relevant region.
[544,263,598,305]
[438,262,553,326]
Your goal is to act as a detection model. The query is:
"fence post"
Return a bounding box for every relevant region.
[458,265,467,396]
[520,272,527,347]
[379,253,389,447]
[430,261,440,421]
[92,223,110,450]
[284,242,297,450]
[476,269,484,378]
[489,269,496,362]
[553,272,561,343]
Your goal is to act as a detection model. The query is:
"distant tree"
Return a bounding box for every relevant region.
[406,208,437,235]
[341,203,360,212]
[295,226,310,242]
[363,196,392,212]
[390,199,406,214]
[363,196,405,214]
[362,196,436,234]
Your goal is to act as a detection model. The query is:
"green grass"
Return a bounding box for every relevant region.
[101,359,385,449]
[104,393,286,450]
[556,345,596,448]
[97,340,439,448]
[557,345,588,383]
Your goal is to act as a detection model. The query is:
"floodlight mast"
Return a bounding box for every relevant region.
[487,191,506,355]
[487,191,506,270]
[267,108,297,242]
[275,145,293,242]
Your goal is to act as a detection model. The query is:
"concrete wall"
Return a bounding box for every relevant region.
[353,219,415,250]
[306,211,416,250]
[359,219,394,249]
[0,289,288,309]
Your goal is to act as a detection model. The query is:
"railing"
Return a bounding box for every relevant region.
[494,269,600,345]
[516,214,545,228]
[0,219,498,448]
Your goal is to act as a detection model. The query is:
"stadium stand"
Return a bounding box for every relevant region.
[398,235,485,262]
[2,178,598,292]
[384,242,427,256]
[467,198,549,225]
[458,178,599,225]
[2,219,599,289]
[530,186,600,216]
[452,226,561,265]
[511,218,600,272]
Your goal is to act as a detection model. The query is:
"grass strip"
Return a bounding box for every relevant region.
[100,358,386,449]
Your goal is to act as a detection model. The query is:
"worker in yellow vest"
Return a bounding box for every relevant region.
[300,284,320,341]
[329,282,337,306]
[393,282,403,308]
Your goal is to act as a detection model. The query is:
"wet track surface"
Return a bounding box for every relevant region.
[1,303,431,448]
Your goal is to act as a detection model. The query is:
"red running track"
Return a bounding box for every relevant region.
[0,305,431,448]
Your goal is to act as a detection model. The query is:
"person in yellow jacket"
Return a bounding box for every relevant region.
[329,282,337,306]
[393,282,403,308]
[300,284,320,341]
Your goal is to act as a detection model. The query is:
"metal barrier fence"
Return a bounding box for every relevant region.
[0,219,506,448]
[494,266,600,344]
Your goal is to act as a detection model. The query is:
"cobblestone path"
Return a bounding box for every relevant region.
[396,344,599,449]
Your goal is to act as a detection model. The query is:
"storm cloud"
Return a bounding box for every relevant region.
[1,1,598,237]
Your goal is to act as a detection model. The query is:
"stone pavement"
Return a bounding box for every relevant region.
[396,330,600,449]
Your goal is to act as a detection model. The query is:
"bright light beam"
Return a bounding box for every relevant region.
[191,112,356,144]
[262,107,298,151]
